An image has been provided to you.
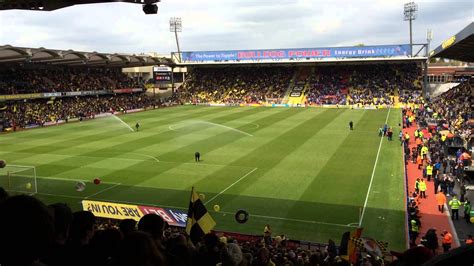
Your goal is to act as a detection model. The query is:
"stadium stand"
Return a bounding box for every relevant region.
[179,63,422,106]
[179,66,295,104]
[1,94,163,129]
[0,65,172,131]
[0,68,141,94]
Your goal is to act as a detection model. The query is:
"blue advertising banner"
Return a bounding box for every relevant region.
[180,44,411,62]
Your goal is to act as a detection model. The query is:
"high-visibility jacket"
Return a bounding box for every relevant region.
[442,232,452,244]
[415,180,420,190]
[405,133,410,140]
[419,181,427,192]
[436,192,446,205]
[419,131,424,138]
[416,138,423,146]
[410,220,419,232]
[464,203,471,213]
[449,198,462,209]
[414,130,419,138]
[421,146,428,154]
[441,135,447,142]
[416,156,422,165]
[426,165,433,175]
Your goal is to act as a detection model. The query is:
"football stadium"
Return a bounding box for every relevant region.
[0,1,473,265]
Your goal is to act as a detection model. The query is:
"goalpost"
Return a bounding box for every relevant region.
[0,165,37,194]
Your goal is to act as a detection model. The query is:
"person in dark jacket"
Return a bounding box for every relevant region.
[425,228,439,255]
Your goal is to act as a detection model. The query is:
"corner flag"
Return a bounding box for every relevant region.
[186,187,216,244]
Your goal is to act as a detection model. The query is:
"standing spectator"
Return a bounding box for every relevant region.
[425,228,439,255]
[263,224,272,246]
[464,201,472,224]
[441,230,453,253]
[415,178,420,194]
[433,173,440,194]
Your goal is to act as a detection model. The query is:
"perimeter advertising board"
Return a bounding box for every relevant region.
[82,200,187,227]
[180,44,411,62]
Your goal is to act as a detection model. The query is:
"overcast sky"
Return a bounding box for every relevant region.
[0,0,472,56]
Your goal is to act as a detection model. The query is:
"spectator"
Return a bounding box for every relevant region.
[119,218,137,236]
[111,231,165,266]
[0,195,54,266]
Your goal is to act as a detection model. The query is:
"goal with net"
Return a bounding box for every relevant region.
[0,164,37,194]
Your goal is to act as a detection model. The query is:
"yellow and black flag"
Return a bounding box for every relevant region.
[186,187,216,244]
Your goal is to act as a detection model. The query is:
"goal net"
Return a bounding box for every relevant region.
[0,165,37,194]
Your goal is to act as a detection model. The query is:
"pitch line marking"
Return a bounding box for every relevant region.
[205,167,258,205]
[112,114,135,132]
[128,153,160,162]
[169,120,253,137]
[84,182,122,199]
[8,152,253,169]
[36,175,121,185]
[359,107,391,227]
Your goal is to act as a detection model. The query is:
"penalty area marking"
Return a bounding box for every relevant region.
[112,114,135,132]
[204,167,258,205]
[36,175,121,185]
[358,108,391,227]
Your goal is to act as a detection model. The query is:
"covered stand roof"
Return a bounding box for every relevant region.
[0,45,173,67]
[430,23,474,63]
[0,0,149,11]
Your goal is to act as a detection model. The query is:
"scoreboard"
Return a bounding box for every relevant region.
[153,66,172,83]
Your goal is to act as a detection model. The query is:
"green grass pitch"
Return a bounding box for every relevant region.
[0,106,407,250]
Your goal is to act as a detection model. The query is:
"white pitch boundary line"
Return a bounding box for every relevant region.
[205,167,258,205]
[84,182,122,199]
[112,114,135,132]
[359,107,391,227]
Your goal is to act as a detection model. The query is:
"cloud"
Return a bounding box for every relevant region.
[0,0,472,55]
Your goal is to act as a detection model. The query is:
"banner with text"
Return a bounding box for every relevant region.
[82,200,187,227]
[180,45,411,62]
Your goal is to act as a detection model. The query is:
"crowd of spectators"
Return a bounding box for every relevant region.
[0,190,471,266]
[0,192,357,266]
[2,93,163,129]
[402,78,473,255]
[306,64,421,106]
[179,67,294,104]
[0,68,142,94]
[179,64,421,106]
